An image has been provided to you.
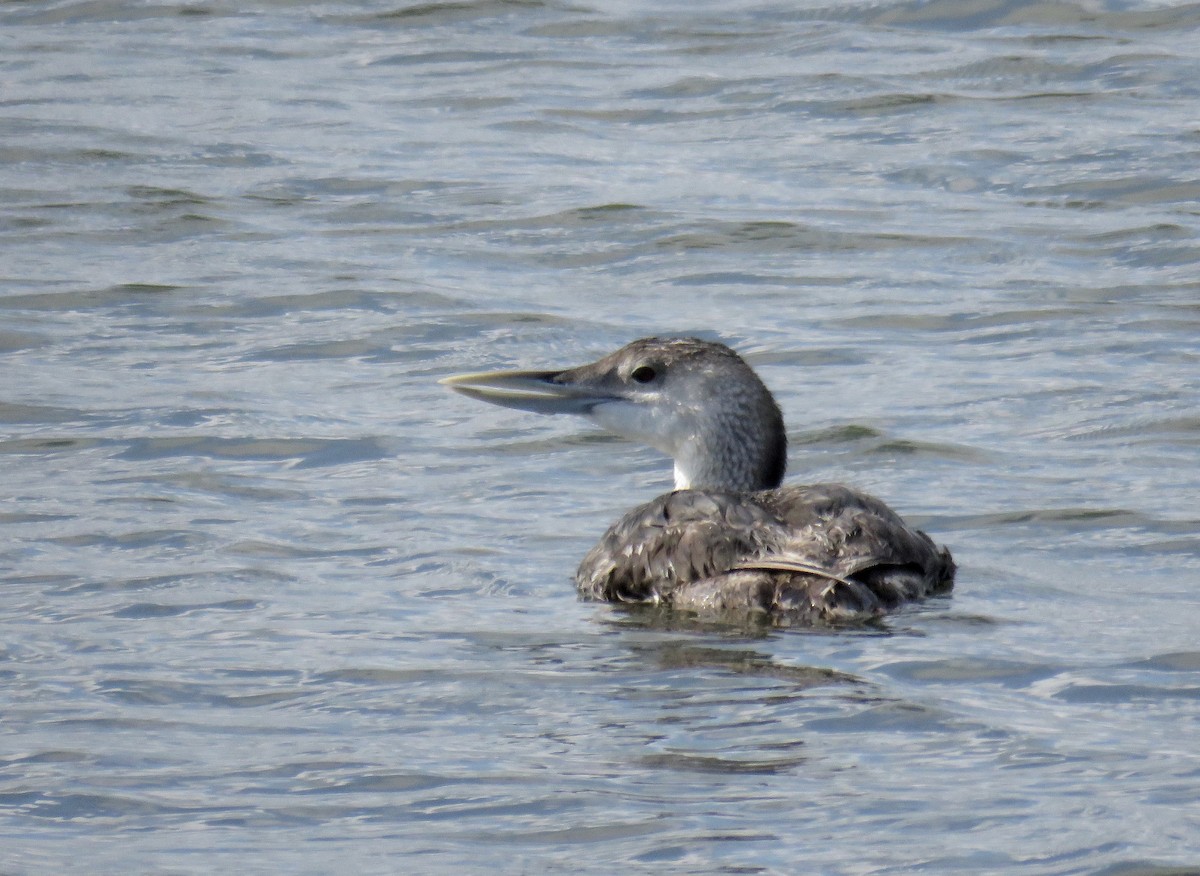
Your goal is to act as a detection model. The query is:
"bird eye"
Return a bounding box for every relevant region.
[631,364,658,384]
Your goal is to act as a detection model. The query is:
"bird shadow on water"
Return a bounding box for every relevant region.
[594,598,997,690]
[601,599,942,640]
[598,603,878,685]
[593,607,877,776]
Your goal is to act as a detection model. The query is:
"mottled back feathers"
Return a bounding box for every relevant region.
[576,483,954,623]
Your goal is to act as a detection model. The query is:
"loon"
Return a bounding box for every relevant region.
[441,337,954,623]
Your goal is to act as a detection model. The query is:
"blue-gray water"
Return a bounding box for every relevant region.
[2,1,1199,873]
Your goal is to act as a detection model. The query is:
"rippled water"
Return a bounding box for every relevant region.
[3,0,1199,872]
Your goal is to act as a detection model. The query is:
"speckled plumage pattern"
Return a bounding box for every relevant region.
[576,483,954,623]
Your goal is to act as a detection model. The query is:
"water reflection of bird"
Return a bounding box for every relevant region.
[443,337,954,623]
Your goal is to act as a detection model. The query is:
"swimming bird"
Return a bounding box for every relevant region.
[441,337,954,623]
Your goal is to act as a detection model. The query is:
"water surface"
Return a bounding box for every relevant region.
[2,0,1199,873]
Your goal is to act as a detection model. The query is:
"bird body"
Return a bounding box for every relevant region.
[576,483,953,623]
[442,337,954,623]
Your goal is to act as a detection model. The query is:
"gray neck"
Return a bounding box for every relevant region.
[673,405,787,493]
